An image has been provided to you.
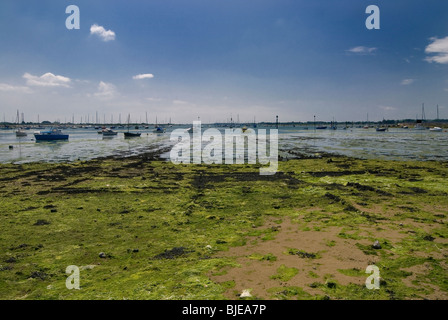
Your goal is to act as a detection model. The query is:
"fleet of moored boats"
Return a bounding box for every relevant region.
[6,122,446,143]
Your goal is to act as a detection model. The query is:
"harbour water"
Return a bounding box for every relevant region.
[1,126,447,164]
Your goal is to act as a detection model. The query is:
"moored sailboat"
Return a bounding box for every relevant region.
[124,114,141,138]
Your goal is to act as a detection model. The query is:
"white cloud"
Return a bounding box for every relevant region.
[425,36,448,64]
[0,83,32,93]
[347,46,377,55]
[173,99,190,105]
[133,74,154,80]
[90,24,116,42]
[379,106,396,111]
[23,72,71,88]
[94,81,116,99]
[401,79,415,85]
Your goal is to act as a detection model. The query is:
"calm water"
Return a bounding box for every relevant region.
[1,126,447,164]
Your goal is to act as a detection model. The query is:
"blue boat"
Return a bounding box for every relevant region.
[34,128,69,141]
[153,126,165,133]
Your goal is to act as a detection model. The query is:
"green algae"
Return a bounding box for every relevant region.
[270,265,299,282]
[0,155,447,299]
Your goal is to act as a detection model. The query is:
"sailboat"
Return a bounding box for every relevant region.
[413,104,427,130]
[153,116,165,133]
[363,113,370,129]
[15,128,27,137]
[124,114,141,138]
[15,110,27,137]
[376,118,388,131]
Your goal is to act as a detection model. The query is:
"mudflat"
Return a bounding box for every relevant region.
[0,153,446,300]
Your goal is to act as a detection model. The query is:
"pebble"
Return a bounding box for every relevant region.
[240,289,252,298]
[372,240,382,249]
[80,265,97,270]
[99,252,107,258]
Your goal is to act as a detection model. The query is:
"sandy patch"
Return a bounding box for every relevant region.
[211,217,379,299]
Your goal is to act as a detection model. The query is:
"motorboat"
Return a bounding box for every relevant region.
[34,128,69,141]
[102,128,118,136]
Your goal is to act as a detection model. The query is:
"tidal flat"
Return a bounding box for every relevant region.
[0,153,447,300]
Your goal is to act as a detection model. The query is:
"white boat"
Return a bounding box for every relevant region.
[413,123,426,130]
[15,128,27,137]
[14,110,27,137]
[429,127,443,132]
[414,104,427,130]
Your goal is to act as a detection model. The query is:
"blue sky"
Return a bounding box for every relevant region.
[1,0,448,123]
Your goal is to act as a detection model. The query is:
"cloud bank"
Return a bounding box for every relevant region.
[23,72,71,88]
[0,83,32,93]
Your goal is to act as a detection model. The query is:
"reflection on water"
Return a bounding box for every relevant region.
[0,126,447,164]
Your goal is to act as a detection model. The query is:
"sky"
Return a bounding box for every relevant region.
[1,0,448,124]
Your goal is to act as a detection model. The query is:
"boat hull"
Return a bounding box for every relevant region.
[124,132,141,138]
[34,134,69,141]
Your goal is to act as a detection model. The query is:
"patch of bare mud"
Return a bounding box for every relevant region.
[211,217,380,299]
